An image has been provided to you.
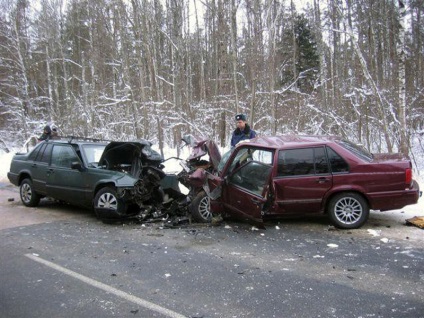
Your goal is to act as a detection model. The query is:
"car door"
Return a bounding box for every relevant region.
[273,147,333,215]
[220,148,274,223]
[30,143,53,195]
[46,144,88,205]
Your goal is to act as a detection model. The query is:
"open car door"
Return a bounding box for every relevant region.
[221,161,273,224]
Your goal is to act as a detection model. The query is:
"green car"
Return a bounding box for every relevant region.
[7,137,182,222]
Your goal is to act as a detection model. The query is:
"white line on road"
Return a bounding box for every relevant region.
[25,253,186,318]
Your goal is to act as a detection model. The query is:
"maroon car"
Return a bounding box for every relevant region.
[199,135,421,229]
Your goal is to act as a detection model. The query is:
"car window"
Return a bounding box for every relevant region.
[251,149,273,164]
[218,149,233,173]
[28,143,43,161]
[81,144,106,165]
[227,148,249,173]
[326,147,349,173]
[228,161,272,196]
[277,147,329,176]
[227,148,273,174]
[39,143,53,164]
[336,139,373,162]
[315,147,329,174]
[30,143,52,164]
[51,145,80,168]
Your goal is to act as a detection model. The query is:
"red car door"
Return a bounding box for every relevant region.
[221,160,273,223]
[222,183,266,223]
[273,147,333,215]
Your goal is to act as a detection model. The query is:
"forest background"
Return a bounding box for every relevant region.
[0,0,423,166]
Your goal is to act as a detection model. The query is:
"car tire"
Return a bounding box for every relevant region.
[189,191,212,223]
[20,178,41,207]
[327,192,369,229]
[94,187,127,221]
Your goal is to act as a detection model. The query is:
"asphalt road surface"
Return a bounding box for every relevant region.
[0,184,423,318]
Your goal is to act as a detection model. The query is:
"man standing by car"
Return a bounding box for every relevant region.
[231,114,257,147]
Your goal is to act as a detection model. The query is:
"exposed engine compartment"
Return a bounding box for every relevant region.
[96,140,190,225]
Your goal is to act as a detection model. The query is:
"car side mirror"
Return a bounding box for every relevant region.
[71,161,84,171]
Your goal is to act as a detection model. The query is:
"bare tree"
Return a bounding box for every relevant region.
[0,0,422,159]
[397,0,408,155]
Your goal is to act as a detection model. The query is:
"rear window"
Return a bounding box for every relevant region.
[29,143,52,164]
[337,140,373,162]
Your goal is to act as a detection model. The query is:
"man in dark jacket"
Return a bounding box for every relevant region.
[230,114,256,147]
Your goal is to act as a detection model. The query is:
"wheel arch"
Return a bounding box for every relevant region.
[323,190,370,215]
[18,172,32,185]
[94,182,116,196]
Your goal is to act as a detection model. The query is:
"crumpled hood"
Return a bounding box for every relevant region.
[98,140,163,168]
[183,135,222,170]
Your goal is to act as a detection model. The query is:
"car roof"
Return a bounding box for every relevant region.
[45,137,109,147]
[238,135,342,149]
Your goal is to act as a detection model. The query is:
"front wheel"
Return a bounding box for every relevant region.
[20,178,41,207]
[189,191,212,223]
[94,187,127,222]
[327,192,369,229]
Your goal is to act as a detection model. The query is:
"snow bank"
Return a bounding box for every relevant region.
[0,151,15,183]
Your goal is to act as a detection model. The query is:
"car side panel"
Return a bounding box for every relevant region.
[222,184,265,222]
[10,159,50,196]
[29,161,50,195]
[46,167,92,207]
[329,173,420,211]
[272,175,333,215]
[366,187,420,210]
[46,167,139,208]
[7,171,19,186]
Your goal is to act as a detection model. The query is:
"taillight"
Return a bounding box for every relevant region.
[405,168,412,186]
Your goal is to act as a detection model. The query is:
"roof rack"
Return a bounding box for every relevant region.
[62,136,111,143]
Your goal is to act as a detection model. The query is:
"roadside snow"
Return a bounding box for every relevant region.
[0,151,15,183]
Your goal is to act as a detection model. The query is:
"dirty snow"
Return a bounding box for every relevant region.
[367,229,381,237]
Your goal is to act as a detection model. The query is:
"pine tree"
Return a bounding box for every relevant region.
[279,13,319,94]
[294,14,320,93]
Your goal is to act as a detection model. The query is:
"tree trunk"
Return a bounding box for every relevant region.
[341,4,393,152]
[230,0,239,114]
[397,0,408,155]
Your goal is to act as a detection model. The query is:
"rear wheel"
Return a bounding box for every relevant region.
[94,187,127,222]
[189,191,212,223]
[20,178,41,207]
[327,192,369,229]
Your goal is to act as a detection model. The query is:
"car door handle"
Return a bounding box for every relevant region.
[316,177,330,184]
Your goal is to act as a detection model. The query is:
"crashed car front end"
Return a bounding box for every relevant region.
[92,141,188,223]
